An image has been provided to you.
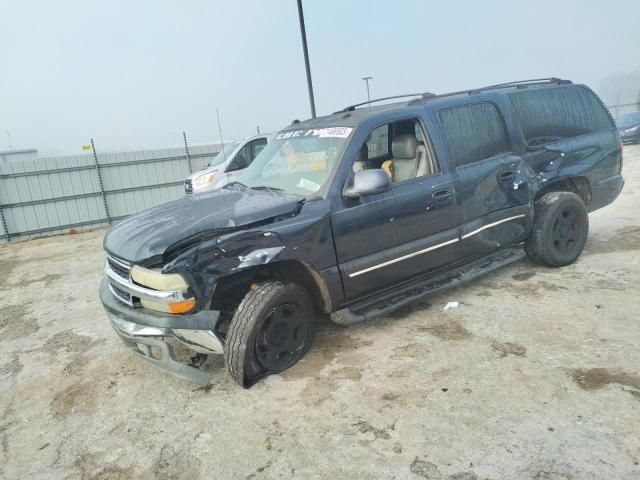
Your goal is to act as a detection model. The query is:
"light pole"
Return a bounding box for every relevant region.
[362,76,373,105]
[296,0,316,118]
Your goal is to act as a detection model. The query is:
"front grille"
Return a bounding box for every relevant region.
[184,179,193,194]
[105,254,135,306]
[110,284,132,304]
[107,257,130,279]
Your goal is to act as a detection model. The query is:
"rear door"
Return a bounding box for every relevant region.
[437,102,530,258]
[331,117,460,300]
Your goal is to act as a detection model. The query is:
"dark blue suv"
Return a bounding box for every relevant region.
[100,78,624,387]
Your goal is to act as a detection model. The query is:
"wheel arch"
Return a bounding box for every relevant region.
[534,176,592,208]
[211,260,333,314]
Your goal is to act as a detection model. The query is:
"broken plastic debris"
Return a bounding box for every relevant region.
[443,301,459,311]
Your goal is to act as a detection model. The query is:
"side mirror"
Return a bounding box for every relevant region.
[345,169,391,198]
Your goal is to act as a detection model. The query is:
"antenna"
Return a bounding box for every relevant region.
[216,108,226,161]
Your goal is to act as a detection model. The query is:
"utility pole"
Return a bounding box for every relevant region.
[296,0,316,118]
[91,138,111,224]
[182,131,192,174]
[362,76,373,105]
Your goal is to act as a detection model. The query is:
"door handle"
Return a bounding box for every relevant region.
[432,189,453,202]
[497,170,515,184]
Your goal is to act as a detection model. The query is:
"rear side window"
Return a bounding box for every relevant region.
[439,102,510,168]
[509,86,613,147]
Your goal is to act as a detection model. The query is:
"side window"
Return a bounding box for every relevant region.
[229,143,252,171]
[351,118,439,183]
[439,103,510,168]
[509,86,614,147]
[251,138,268,162]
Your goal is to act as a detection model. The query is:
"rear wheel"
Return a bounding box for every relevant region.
[224,281,314,388]
[525,191,589,267]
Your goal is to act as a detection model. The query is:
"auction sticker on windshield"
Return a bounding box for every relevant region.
[276,127,353,140]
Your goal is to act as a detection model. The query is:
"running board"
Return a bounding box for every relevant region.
[330,247,525,325]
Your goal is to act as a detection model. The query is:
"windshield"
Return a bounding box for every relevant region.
[208,142,241,167]
[616,112,640,129]
[231,127,353,197]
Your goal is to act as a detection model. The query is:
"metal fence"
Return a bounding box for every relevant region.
[0,139,221,243]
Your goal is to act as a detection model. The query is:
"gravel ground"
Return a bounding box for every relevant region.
[1,145,639,480]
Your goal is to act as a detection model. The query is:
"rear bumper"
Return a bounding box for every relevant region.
[100,279,223,384]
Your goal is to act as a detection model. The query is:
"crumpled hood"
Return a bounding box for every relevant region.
[103,188,301,264]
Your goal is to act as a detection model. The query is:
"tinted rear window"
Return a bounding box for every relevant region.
[509,86,613,146]
[439,102,510,168]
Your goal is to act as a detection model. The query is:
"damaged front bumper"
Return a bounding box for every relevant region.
[99,279,223,385]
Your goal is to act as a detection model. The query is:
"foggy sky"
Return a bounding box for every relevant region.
[1,0,639,156]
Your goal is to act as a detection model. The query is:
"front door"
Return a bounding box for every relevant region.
[332,117,460,301]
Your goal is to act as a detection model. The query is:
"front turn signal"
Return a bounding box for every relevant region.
[167,299,196,313]
[140,297,196,313]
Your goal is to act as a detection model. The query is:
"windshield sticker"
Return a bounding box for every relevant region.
[297,178,321,191]
[276,127,353,140]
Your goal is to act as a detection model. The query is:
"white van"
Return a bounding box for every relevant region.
[185,133,273,194]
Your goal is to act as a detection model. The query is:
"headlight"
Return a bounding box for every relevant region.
[193,173,215,187]
[131,266,195,313]
[131,265,188,291]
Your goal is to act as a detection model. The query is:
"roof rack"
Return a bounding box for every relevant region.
[337,78,572,113]
[335,92,436,114]
[407,77,572,105]
[467,77,572,93]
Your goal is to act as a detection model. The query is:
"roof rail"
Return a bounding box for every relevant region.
[335,78,572,114]
[405,77,573,106]
[467,77,572,94]
[335,92,436,114]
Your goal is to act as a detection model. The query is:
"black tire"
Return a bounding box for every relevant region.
[524,191,589,267]
[224,281,315,388]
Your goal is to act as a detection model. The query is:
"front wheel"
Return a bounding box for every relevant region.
[224,281,315,388]
[525,191,589,267]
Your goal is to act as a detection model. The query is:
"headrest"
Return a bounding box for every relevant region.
[391,134,417,159]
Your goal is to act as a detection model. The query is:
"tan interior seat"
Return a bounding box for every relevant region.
[390,134,428,182]
[415,142,429,177]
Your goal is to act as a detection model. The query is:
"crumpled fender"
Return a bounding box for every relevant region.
[161,230,286,309]
[159,199,339,311]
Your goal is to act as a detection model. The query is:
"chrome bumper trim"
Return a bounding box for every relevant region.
[109,315,224,354]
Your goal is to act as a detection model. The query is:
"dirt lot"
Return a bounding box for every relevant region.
[1,145,639,480]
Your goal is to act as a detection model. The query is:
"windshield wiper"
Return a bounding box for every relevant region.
[223,181,250,191]
[250,185,286,193]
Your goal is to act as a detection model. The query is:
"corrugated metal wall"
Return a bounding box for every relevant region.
[0,143,220,243]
